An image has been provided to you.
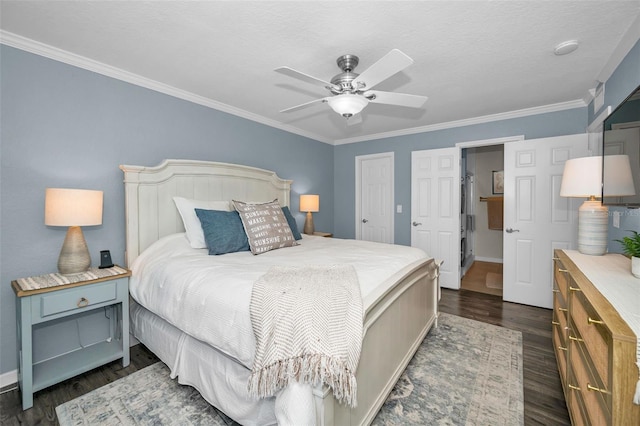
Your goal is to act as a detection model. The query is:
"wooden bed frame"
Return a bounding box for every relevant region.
[120,159,440,426]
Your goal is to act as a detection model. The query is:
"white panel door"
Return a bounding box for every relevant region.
[503,134,588,308]
[356,153,394,243]
[411,148,460,289]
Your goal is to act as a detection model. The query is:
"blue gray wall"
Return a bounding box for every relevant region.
[0,45,334,376]
[333,109,587,244]
[589,40,640,248]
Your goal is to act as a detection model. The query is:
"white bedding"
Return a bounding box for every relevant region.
[130,233,429,368]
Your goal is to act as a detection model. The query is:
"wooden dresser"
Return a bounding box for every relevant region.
[552,249,640,425]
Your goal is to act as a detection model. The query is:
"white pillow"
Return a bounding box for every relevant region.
[173,197,231,249]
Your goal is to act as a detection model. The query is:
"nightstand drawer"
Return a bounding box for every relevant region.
[37,281,118,319]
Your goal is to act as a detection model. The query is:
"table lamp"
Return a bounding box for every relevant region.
[45,188,103,274]
[300,194,319,235]
[560,155,635,255]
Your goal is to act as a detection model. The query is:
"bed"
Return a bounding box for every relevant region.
[120,159,441,425]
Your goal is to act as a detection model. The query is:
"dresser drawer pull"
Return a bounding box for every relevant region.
[551,321,560,326]
[569,286,581,292]
[559,307,568,312]
[558,268,569,273]
[552,257,560,261]
[77,297,89,308]
[569,335,584,342]
[587,384,609,394]
[568,384,581,391]
[552,289,560,293]
[587,317,604,325]
[558,345,568,352]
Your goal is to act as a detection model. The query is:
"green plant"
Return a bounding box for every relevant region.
[615,230,640,258]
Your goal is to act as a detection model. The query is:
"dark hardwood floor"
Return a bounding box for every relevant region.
[0,288,570,425]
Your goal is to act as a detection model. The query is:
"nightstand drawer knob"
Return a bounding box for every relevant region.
[77,297,89,308]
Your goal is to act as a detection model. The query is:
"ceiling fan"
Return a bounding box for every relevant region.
[275,49,428,122]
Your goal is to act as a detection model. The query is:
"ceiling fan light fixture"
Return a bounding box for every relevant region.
[327,94,368,118]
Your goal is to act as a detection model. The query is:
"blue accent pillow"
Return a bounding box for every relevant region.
[281,206,302,240]
[195,209,250,255]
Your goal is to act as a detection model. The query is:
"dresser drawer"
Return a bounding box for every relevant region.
[554,292,568,331]
[567,368,591,426]
[33,281,119,321]
[569,338,610,425]
[553,258,570,302]
[552,320,568,385]
[571,289,610,385]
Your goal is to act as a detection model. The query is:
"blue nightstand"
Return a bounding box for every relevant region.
[12,266,131,410]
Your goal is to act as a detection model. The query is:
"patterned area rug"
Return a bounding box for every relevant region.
[56,313,523,425]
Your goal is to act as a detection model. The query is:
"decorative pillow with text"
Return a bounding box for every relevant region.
[232,199,298,255]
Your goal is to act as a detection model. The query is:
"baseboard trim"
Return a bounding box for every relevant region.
[0,369,17,390]
[475,256,503,264]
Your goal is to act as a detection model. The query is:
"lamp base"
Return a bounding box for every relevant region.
[577,200,608,256]
[303,211,315,235]
[58,226,91,275]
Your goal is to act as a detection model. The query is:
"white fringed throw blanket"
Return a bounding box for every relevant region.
[248,264,363,407]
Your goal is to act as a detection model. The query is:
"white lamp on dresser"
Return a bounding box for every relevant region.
[560,155,635,255]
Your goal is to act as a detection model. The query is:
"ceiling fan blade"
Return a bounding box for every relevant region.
[346,113,363,126]
[352,49,414,91]
[275,66,337,91]
[366,90,428,108]
[279,97,328,113]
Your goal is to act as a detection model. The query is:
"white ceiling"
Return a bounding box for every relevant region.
[2,1,640,145]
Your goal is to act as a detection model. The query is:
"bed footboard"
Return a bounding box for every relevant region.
[313,257,440,426]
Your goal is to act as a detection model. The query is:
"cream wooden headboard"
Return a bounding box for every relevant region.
[120,159,292,267]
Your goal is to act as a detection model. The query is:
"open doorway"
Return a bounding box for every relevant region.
[460,144,504,297]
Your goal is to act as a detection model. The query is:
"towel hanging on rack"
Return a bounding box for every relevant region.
[482,196,503,230]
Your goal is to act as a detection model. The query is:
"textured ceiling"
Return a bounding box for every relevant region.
[2,1,640,144]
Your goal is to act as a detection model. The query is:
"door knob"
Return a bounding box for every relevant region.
[362,219,369,223]
[505,228,520,233]
[412,221,422,226]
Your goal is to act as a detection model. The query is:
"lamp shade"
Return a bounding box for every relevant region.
[560,156,602,198]
[327,94,368,117]
[603,154,636,197]
[300,194,319,213]
[45,188,103,226]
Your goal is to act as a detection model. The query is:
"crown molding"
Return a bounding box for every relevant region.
[596,14,640,84]
[0,30,333,145]
[2,30,589,147]
[333,99,586,145]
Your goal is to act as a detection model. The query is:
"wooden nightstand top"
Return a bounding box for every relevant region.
[12,265,131,297]
[313,232,333,238]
